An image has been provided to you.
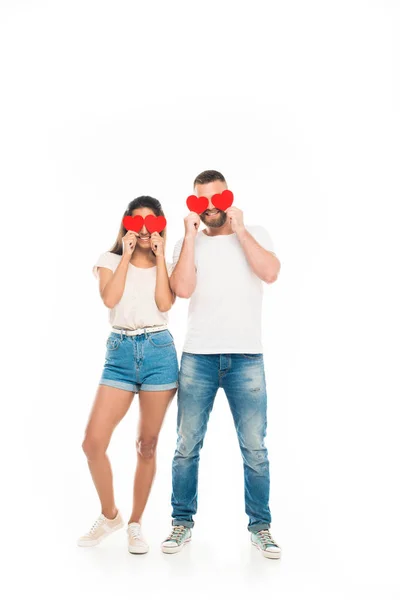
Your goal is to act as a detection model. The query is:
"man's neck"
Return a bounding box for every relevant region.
[204,222,234,237]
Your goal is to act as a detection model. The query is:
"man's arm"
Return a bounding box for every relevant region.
[226,207,281,284]
[169,212,200,298]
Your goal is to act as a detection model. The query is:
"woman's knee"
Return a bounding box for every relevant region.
[82,435,107,460]
[136,435,158,459]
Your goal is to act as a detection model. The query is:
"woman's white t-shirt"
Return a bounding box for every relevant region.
[93,252,173,330]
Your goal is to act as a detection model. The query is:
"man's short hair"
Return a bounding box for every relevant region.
[193,170,226,187]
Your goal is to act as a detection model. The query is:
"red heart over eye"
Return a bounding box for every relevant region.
[123,215,144,232]
[186,195,209,214]
[211,189,234,211]
[144,215,167,233]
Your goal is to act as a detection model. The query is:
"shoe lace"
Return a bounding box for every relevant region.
[88,515,106,535]
[128,524,141,539]
[167,525,186,542]
[258,529,277,547]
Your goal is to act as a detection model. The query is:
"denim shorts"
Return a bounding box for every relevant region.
[99,330,179,393]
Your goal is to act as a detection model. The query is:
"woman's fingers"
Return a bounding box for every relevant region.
[150,232,164,255]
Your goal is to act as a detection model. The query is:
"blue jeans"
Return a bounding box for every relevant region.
[171,352,271,533]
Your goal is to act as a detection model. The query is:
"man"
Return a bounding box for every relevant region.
[162,170,281,559]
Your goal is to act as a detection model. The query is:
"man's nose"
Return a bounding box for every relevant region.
[207,197,215,209]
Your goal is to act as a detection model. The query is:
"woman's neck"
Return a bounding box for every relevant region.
[130,247,156,267]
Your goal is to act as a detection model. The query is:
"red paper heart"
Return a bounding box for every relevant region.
[123,215,144,232]
[186,195,209,214]
[211,189,234,211]
[144,214,167,233]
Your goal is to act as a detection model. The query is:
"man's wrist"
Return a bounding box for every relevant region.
[184,233,197,243]
[235,226,247,242]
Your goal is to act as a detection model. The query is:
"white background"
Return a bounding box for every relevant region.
[1,1,399,599]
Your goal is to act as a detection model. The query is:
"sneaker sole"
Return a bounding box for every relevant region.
[128,546,149,554]
[161,537,191,554]
[77,522,124,547]
[252,541,281,559]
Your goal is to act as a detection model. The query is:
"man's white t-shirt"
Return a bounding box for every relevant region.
[172,226,275,354]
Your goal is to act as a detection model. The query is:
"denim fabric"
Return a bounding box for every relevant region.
[171,352,271,532]
[100,330,179,392]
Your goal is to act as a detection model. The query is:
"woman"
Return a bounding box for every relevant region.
[78,196,178,554]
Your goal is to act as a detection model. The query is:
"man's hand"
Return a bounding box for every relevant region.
[184,212,200,239]
[226,206,245,235]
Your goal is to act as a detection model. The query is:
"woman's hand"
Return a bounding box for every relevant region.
[122,231,138,255]
[151,232,165,257]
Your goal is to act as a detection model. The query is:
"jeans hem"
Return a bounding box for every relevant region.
[99,379,138,392]
[140,381,178,391]
[172,519,194,529]
[248,523,271,533]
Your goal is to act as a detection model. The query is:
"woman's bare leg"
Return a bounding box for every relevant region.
[82,385,134,518]
[129,388,176,524]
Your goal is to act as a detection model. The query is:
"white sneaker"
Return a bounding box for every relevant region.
[161,525,192,554]
[77,511,124,547]
[127,522,149,554]
[251,529,281,559]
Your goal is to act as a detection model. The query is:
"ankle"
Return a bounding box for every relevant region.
[128,517,142,526]
[102,507,118,520]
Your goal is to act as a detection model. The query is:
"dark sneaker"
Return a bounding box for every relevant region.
[161,525,192,554]
[251,529,281,559]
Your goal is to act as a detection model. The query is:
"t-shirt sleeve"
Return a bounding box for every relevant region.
[171,237,184,272]
[250,226,275,254]
[92,252,120,279]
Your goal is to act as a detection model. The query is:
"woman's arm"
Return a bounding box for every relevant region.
[98,256,131,308]
[98,231,137,308]
[151,233,175,312]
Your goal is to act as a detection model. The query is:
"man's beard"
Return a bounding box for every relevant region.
[200,210,227,228]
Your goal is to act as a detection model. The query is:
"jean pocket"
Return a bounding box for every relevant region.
[148,330,174,348]
[106,334,121,351]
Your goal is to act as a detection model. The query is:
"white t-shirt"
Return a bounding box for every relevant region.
[172,226,275,354]
[93,252,173,330]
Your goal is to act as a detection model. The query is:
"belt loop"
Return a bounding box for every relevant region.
[120,329,123,340]
[144,327,148,339]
